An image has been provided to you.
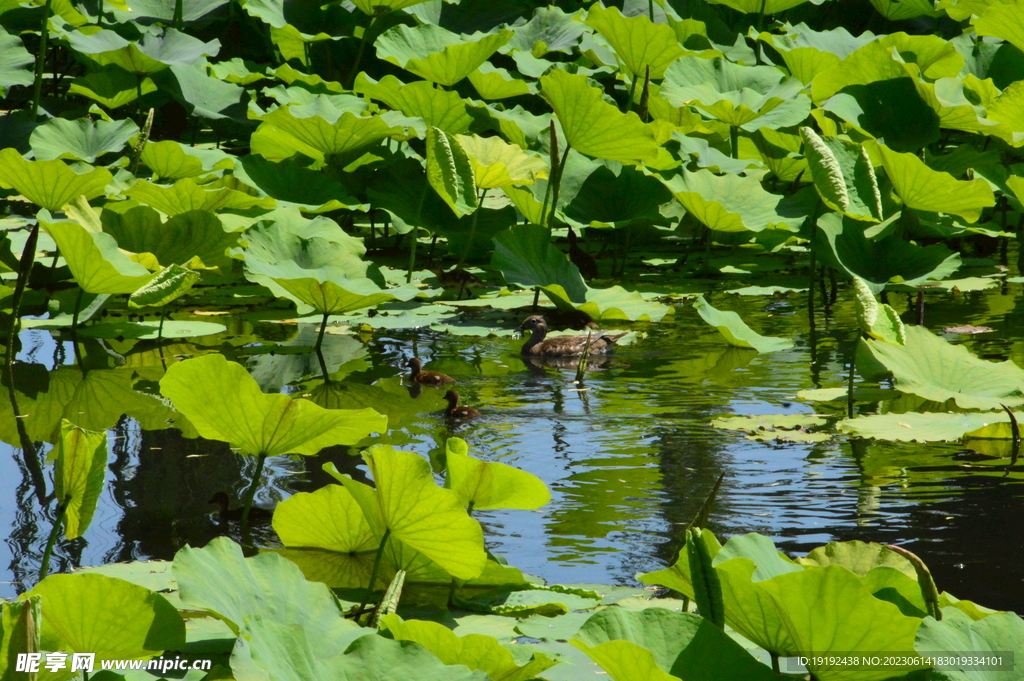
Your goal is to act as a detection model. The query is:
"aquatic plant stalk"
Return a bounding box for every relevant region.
[547,146,571,228]
[886,544,941,620]
[456,189,487,269]
[359,528,392,618]
[4,224,40,356]
[315,311,330,351]
[539,122,558,225]
[39,499,68,580]
[346,15,375,89]
[574,331,593,383]
[29,0,53,120]
[240,453,267,528]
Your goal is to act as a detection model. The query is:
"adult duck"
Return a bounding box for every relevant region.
[208,492,274,522]
[516,315,627,357]
[444,390,481,419]
[407,357,455,386]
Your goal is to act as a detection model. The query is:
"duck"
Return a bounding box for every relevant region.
[567,226,599,279]
[406,357,455,386]
[444,390,481,419]
[208,492,274,522]
[516,315,627,357]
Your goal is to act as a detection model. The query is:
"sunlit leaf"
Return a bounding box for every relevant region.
[375,24,512,86]
[129,264,200,308]
[41,217,154,294]
[800,127,882,222]
[426,126,478,217]
[54,420,107,540]
[445,438,551,511]
[585,5,685,80]
[0,149,112,211]
[694,296,794,353]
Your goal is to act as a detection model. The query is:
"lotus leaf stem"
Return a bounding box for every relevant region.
[315,311,330,352]
[5,224,40,356]
[39,498,68,580]
[456,189,487,269]
[359,528,392,620]
[347,15,375,89]
[547,146,571,228]
[240,453,267,529]
[30,0,53,120]
[729,126,739,159]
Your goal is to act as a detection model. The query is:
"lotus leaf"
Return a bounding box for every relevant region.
[129,263,200,308]
[797,540,918,578]
[126,178,269,215]
[72,28,220,73]
[455,134,547,189]
[585,5,686,81]
[254,104,400,164]
[164,59,248,120]
[974,0,1024,53]
[0,597,41,680]
[711,0,814,12]
[24,573,185,660]
[878,144,994,222]
[852,276,905,343]
[426,126,477,217]
[657,169,804,233]
[562,161,672,229]
[491,225,587,303]
[326,446,487,581]
[355,74,477,134]
[694,296,794,352]
[274,484,377,553]
[540,69,658,163]
[234,154,362,212]
[0,149,112,211]
[445,437,551,511]
[53,420,106,540]
[69,66,158,109]
[160,354,386,456]
[0,27,33,98]
[140,140,234,182]
[30,117,139,163]
[837,411,1024,442]
[41,218,154,294]
[507,6,586,56]
[758,24,876,84]
[801,128,882,222]
[101,205,237,268]
[382,615,558,681]
[915,610,1024,679]
[468,64,533,100]
[375,24,511,86]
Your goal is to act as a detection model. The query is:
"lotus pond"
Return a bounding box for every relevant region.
[4,0,1024,677]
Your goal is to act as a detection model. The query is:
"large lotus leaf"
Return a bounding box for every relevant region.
[455,134,547,189]
[29,117,137,164]
[986,80,1024,146]
[129,263,200,308]
[569,639,675,681]
[234,154,361,212]
[328,447,487,581]
[660,56,810,130]
[445,438,550,511]
[974,0,1024,53]
[821,78,940,152]
[382,616,557,681]
[255,104,400,163]
[126,178,268,216]
[173,536,358,646]
[878,144,994,222]
[53,420,106,540]
[274,276,421,315]
[69,66,158,109]
[69,28,220,74]
[694,296,793,352]
[368,158,455,235]
[507,5,585,56]
[657,169,804,233]
[504,149,602,225]
[0,597,41,680]
[574,285,671,322]
[159,354,387,457]
[274,484,377,553]
[24,573,184,660]
[102,204,236,267]
[467,64,533,100]
[491,224,587,303]
[870,0,940,19]
[354,74,476,134]
[815,212,961,294]
[540,69,658,164]
[710,0,813,11]
[0,27,33,97]
[852,276,905,344]
[913,77,1001,136]
[864,325,1024,409]
[759,25,876,84]
[800,127,882,222]
[915,610,1024,678]
[585,5,685,80]
[375,24,511,86]
[41,218,154,294]
[163,59,247,120]
[562,161,672,229]
[572,607,779,681]
[0,149,111,211]
[427,126,477,217]
[797,541,916,578]
[116,0,228,23]
[838,411,1024,442]
[351,0,431,13]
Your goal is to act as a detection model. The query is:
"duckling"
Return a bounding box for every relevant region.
[444,390,481,419]
[567,226,598,279]
[208,492,274,522]
[516,315,627,357]
[406,357,455,386]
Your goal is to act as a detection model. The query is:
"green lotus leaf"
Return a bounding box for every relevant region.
[820,78,940,152]
[109,0,227,23]
[973,1,1024,52]
[164,58,247,120]
[368,158,457,235]
[268,24,335,68]
[326,447,487,581]
[69,65,158,109]
[427,126,478,217]
[210,57,266,84]
[173,536,358,642]
[274,484,377,553]
[455,134,547,189]
[801,128,882,222]
[540,69,658,163]
[69,28,220,74]
[77,319,225,339]
[0,27,33,98]
[234,154,362,212]
[375,24,512,86]
[915,610,1024,678]
[661,56,811,130]
[354,74,476,134]
[140,140,235,182]
[710,0,813,12]
[796,540,917,578]
[814,212,961,294]
[129,264,200,308]
[572,285,671,322]
[852,276,905,343]
[160,354,387,456]
[254,103,400,164]
[572,607,779,681]
[445,437,551,511]
[694,296,794,353]
[274,276,422,316]
[562,161,673,229]
[870,0,941,19]
[585,5,685,80]
[29,117,138,163]
[0,149,111,211]
[126,178,269,215]
[878,143,995,222]
[54,420,106,540]
[41,218,154,294]
[491,224,588,303]
[0,597,41,680]
[657,169,804,233]
[24,573,184,660]
[758,25,876,84]
[102,205,237,267]
[468,63,534,100]
[712,413,828,437]
[864,324,1024,409]
[351,0,435,15]
[382,615,558,681]
[507,5,586,56]
[838,411,1021,442]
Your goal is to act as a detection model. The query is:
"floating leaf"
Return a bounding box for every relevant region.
[694,296,795,352]
[445,438,551,511]
[838,411,1020,442]
[54,420,107,540]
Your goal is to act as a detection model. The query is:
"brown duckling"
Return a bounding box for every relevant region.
[516,315,627,357]
[208,492,274,522]
[444,390,481,419]
[407,357,455,386]
[567,226,598,279]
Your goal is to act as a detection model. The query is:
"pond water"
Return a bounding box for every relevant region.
[3,280,1023,612]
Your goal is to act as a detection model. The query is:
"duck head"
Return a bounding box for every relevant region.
[443,390,459,406]
[208,492,230,510]
[516,315,548,336]
[406,357,423,373]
